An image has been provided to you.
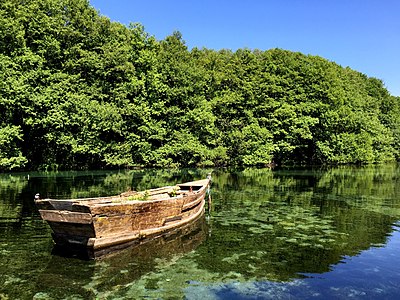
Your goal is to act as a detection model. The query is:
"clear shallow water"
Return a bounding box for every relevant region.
[1,166,400,299]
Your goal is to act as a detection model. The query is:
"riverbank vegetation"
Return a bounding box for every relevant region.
[1,0,399,171]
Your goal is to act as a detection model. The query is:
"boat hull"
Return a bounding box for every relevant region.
[35,178,210,257]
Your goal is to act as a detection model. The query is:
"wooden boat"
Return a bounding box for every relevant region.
[35,177,211,256]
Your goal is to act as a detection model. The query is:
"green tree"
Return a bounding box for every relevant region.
[0,0,398,171]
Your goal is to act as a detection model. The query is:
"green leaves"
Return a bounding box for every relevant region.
[0,0,398,171]
[0,125,27,170]
[152,131,211,167]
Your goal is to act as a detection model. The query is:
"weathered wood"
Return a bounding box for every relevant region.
[119,186,176,198]
[163,215,182,224]
[91,232,141,250]
[178,179,209,190]
[35,199,73,210]
[48,222,95,237]
[182,194,204,212]
[39,210,93,224]
[35,178,210,257]
[93,214,207,259]
[88,197,185,217]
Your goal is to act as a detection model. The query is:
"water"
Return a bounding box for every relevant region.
[1,166,400,299]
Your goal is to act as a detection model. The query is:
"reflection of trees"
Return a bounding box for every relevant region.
[130,168,212,191]
[0,174,28,224]
[316,164,400,217]
[193,165,400,282]
[314,164,400,255]
[30,168,212,199]
[35,216,208,299]
[1,166,399,298]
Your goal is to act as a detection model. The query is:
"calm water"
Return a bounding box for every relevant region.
[1,166,400,299]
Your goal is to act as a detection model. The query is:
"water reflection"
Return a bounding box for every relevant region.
[198,166,399,282]
[0,174,28,227]
[38,216,208,298]
[0,165,399,299]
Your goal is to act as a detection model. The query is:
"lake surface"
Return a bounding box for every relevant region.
[1,165,400,299]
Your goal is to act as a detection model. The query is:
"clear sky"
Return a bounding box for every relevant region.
[89,0,399,96]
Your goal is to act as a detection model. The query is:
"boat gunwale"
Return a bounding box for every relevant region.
[35,179,210,208]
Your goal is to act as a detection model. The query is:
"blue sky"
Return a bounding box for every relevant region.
[89,0,399,96]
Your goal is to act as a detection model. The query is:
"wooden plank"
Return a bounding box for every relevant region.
[148,193,173,200]
[92,232,141,250]
[92,202,183,237]
[35,199,74,210]
[138,200,205,239]
[177,179,209,187]
[182,195,204,212]
[164,215,182,223]
[93,215,135,237]
[146,186,176,195]
[39,210,93,224]
[91,200,205,251]
[181,200,203,219]
[119,186,176,199]
[49,222,95,237]
[88,197,185,216]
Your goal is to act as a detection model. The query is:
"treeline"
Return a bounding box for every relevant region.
[1,0,399,171]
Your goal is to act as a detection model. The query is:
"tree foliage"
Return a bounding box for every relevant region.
[0,0,399,171]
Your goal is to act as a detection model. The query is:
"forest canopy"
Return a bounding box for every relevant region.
[1,0,399,171]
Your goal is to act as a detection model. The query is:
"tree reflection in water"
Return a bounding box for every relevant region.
[0,165,399,299]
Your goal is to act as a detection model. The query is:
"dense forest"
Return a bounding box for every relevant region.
[1,0,399,171]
